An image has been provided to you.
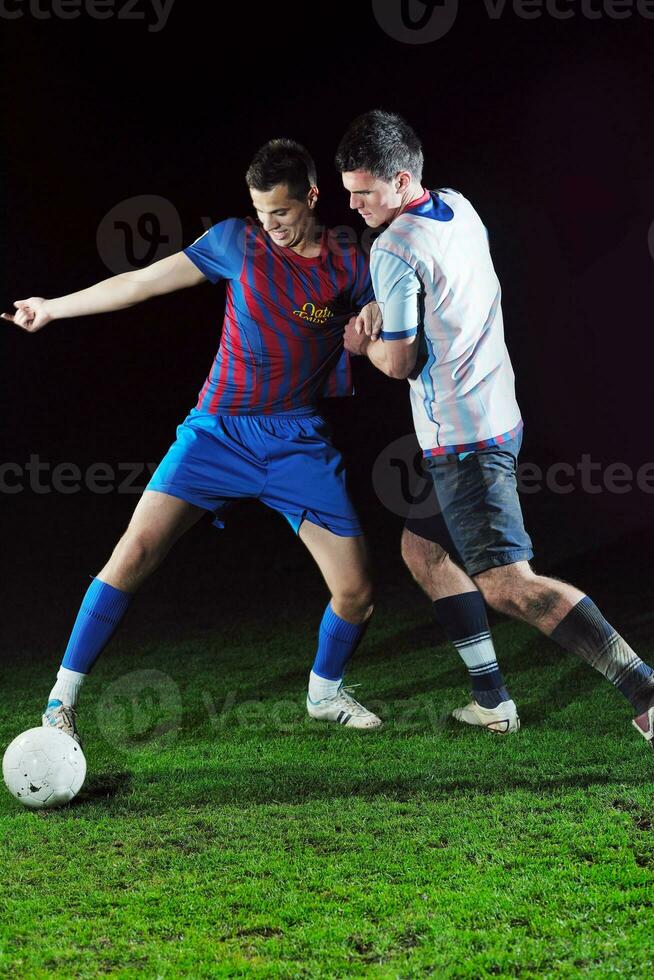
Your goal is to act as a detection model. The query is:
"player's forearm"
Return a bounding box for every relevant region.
[347,328,393,372]
[46,274,149,321]
[362,334,417,380]
[364,336,400,379]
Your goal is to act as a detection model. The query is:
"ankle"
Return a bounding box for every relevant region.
[308,670,341,702]
[474,687,510,709]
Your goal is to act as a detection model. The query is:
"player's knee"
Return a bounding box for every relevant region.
[112,528,161,578]
[352,581,374,615]
[400,529,420,570]
[332,581,374,621]
[482,588,517,617]
[401,530,448,581]
[357,581,375,615]
[475,572,528,618]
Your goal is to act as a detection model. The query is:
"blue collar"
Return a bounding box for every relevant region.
[405,190,454,222]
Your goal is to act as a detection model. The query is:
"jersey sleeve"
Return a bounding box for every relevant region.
[371,247,421,341]
[182,217,246,283]
[351,249,375,309]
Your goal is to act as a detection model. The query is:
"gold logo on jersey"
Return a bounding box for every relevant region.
[293,302,334,325]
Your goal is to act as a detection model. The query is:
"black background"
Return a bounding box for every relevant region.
[2,1,653,646]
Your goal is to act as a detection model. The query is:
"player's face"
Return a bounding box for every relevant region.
[249,183,317,250]
[341,170,401,228]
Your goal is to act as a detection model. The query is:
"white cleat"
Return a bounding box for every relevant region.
[42,698,82,746]
[307,685,382,730]
[632,705,654,747]
[452,697,520,734]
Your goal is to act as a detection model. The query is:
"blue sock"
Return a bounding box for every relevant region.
[433,591,510,709]
[61,576,132,674]
[311,603,369,681]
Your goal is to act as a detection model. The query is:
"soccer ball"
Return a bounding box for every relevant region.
[2,727,87,809]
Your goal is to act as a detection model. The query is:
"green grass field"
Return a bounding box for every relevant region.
[1,508,653,977]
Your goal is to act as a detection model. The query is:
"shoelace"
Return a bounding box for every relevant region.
[334,684,370,717]
[47,704,77,732]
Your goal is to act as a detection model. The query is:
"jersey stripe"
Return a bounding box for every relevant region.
[183,218,373,414]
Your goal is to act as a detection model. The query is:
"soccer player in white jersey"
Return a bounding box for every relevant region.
[335,109,654,745]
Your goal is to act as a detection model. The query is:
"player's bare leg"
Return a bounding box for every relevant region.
[401,528,519,733]
[43,491,207,741]
[401,529,476,601]
[472,561,583,635]
[473,561,654,744]
[298,521,381,729]
[99,490,207,593]
[299,521,373,624]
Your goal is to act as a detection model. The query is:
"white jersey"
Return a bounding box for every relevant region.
[371,189,522,455]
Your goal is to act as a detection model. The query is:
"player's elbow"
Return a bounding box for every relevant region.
[385,349,418,379]
[386,361,414,380]
[109,272,158,308]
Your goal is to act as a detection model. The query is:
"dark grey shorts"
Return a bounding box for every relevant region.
[404,431,534,577]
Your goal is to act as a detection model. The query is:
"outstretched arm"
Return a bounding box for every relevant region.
[2,251,207,333]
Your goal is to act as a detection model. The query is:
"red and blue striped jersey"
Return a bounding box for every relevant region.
[183,217,373,414]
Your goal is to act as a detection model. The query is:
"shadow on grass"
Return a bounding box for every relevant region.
[227,627,607,720]
[76,770,131,804]
[68,729,651,816]
[66,755,654,813]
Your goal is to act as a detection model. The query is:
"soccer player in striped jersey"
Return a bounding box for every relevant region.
[3,139,383,743]
[335,110,654,746]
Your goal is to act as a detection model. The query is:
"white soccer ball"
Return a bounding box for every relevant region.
[2,727,87,809]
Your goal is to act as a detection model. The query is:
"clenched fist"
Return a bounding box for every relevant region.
[2,297,52,333]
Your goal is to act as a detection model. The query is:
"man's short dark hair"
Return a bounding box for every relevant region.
[335,110,424,183]
[246,138,318,202]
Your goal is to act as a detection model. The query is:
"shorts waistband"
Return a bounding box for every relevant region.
[189,406,319,420]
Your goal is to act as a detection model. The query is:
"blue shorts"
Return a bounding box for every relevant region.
[146,408,363,537]
[404,431,534,576]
